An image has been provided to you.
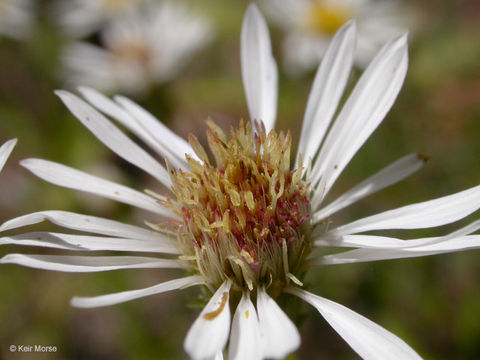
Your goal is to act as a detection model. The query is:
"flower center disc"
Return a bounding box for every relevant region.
[111,40,152,66]
[305,2,352,35]
[168,121,312,293]
[103,0,135,12]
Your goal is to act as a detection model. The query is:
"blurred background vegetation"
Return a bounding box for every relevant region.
[1,0,480,359]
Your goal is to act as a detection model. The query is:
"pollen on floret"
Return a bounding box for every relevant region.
[166,120,313,295]
[203,292,229,321]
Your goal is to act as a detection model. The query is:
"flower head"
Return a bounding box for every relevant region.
[0,0,34,40]
[62,1,212,94]
[168,120,312,294]
[53,0,140,38]
[261,0,414,73]
[2,4,480,360]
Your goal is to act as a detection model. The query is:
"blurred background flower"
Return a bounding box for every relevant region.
[0,0,480,359]
[52,0,140,38]
[261,0,416,75]
[62,1,213,95]
[0,0,35,40]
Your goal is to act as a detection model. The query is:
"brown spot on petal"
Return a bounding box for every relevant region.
[245,310,249,319]
[203,292,229,321]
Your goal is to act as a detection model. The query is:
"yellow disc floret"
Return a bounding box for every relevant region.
[167,121,312,294]
[111,40,152,67]
[305,1,353,35]
[102,0,136,12]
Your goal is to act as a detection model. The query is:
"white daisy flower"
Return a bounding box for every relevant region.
[53,0,140,38]
[0,0,34,40]
[62,1,212,94]
[261,0,412,74]
[2,5,480,359]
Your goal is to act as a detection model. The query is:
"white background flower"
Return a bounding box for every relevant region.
[0,0,34,40]
[53,0,140,38]
[261,0,415,74]
[62,1,213,95]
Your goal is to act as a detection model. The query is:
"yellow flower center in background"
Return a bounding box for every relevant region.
[111,41,152,66]
[102,0,135,12]
[167,121,312,294]
[305,1,353,35]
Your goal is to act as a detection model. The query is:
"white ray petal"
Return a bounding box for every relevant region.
[433,218,480,243]
[78,87,190,172]
[0,254,185,272]
[330,184,480,236]
[395,218,480,249]
[315,234,409,249]
[56,90,171,187]
[314,153,426,222]
[0,233,79,251]
[0,232,179,254]
[77,86,139,130]
[288,288,421,359]
[114,95,198,165]
[212,352,224,360]
[71,275,202,308]
[21,158,174,218]
[318,235,480,264]
[0,138,17,172]
[257,287,300,359]
[316,217,480,249]
[229,292,262,360]
[1,210,164,241]
[184,280,232,360]
[316,218,480,250]
[296,21,356,167]
[241,4,278,132]
[310,34,408,206]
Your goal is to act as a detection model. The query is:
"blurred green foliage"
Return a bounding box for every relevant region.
[1,0,480,359]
